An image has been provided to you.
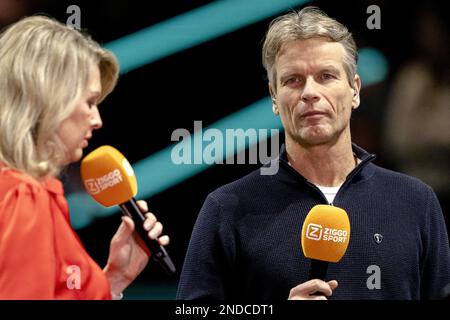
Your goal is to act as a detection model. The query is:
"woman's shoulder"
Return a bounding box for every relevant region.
[0,165,40,188]
[0,166,63,203]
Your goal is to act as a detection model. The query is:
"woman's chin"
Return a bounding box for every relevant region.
[64,149,84,165]
[74,149,84,162]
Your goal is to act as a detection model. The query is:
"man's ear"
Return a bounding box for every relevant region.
[269,84,279,115]
[351,74,361,110]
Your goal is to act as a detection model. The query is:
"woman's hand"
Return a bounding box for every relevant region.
[103,200,170,296]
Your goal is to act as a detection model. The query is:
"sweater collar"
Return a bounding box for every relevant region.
[277,143,376,185]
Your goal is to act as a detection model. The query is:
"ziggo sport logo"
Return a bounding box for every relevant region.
[306,223,348,243]
[85,169,123,195]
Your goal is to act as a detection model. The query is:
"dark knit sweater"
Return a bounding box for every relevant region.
[177,144,450,300]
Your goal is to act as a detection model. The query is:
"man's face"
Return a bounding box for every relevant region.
[271,38,360,147]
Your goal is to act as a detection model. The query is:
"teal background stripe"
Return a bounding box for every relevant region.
[135,96,281,196]
[105,0,309,73]
[68,97,281,229]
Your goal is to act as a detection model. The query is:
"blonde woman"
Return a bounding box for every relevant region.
[0,16,169,299]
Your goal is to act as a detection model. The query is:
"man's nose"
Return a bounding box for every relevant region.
[301,77,320,103]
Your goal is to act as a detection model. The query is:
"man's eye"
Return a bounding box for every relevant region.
[285,77,301,85]
[322,73,335,80]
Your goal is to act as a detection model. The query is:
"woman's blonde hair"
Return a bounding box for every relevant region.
[0,15,119,179]
[262,6,358,91]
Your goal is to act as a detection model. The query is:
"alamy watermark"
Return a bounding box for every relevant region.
[66,265,81,290]
[171,121,280,175]
[366,264,381,290]
[66,5,81,30]
[366,5,381,30]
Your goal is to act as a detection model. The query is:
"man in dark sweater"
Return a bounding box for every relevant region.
[177,7,450,300]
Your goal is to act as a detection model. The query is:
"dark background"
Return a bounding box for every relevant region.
[1,0,448,299]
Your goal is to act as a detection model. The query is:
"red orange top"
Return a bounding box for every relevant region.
[0,165,111,299]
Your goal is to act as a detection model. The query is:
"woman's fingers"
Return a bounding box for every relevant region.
[148,222,163,240]
[143,213,157,231]
[158,235,170,246]
[133,200,169,245]
[136,200,148,212]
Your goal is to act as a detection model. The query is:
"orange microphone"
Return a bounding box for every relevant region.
[81,145,176,275]
[301,204,350,280]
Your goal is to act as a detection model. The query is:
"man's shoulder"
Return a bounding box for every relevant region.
[208,166,273,201]
[371,163,434,195]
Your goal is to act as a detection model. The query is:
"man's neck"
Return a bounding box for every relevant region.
[286,131,356,187]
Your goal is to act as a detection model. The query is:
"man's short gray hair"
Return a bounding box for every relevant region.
[262,6,358,90]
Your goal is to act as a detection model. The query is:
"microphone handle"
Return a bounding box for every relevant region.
[119,198,176,275]
[308,259,329,280]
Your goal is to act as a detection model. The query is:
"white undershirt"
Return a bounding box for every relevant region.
[315,184,341,204]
